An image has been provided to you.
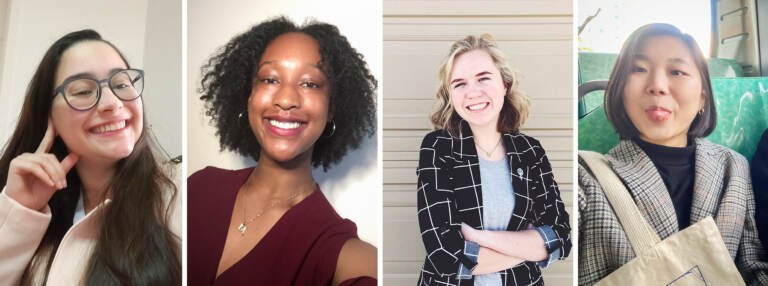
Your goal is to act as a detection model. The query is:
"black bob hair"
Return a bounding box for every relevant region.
[604,23,716,139]
[199,17,377,170]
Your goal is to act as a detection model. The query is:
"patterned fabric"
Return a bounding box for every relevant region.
[578,138,768,286]
[416,124,572,286]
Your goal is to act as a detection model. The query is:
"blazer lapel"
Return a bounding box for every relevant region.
[689,138,725,224]
[450,122,485,228]
[502,132,533,231]
[607,140,679,239]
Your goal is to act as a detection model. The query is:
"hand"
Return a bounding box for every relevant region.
[5,119,79,211]
[461,222,483,244]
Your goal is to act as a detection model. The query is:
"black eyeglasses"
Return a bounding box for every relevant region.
[53,69,145,111]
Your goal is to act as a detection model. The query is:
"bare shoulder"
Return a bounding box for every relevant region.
[332,238,377,286]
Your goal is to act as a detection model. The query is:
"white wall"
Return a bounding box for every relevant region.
[0,0,9,92]
[142,0,182,158]
[187,0,381,247]
[0,0,181,160]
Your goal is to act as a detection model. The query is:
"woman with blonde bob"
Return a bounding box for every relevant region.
[578,23,768,285]
[416,34,571,286]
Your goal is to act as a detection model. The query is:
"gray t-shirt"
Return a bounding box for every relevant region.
[475,156,515,285]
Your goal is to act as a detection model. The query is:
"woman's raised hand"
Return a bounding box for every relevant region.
[5,119,79,211]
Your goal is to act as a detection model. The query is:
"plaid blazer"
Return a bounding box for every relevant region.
[578,138,768,285]
[416,125,571,286]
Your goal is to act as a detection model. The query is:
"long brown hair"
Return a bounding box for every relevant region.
[0,30,180,285]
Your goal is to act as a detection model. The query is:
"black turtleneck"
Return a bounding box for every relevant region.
[634,138,696,230]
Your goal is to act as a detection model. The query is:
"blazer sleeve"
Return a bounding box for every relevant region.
[0,190,51,286]
[528,139,572,261]
[416,132,477,276]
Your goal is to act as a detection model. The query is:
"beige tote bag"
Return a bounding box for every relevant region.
[579,151,745,286]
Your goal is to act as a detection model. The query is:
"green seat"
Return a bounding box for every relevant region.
[578,77,768,161]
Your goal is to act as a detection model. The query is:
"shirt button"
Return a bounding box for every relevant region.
[517,168,524,176]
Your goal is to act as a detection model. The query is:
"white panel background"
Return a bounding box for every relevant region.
[382,0,575,285]
[186,0,382,247]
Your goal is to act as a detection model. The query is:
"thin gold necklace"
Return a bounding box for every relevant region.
[236,186,310,236]
[475,137,502,157]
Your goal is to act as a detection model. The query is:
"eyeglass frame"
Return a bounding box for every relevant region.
[52,68,145,111]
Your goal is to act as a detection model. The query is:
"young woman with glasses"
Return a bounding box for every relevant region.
[0,30,180,285]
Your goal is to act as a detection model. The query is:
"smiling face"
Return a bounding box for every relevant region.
[622,35,705,147]
[248,32,330,164]
[449,49,507,130]
[51,41,143,164]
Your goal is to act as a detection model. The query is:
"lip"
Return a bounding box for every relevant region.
[644,106,671,123]
[263,115,307,137]
[464,102,490,113]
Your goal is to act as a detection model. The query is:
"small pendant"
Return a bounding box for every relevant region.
[237,222,247,235]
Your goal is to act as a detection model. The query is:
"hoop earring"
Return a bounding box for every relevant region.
[323,120,336,138]
[238,111,248,128]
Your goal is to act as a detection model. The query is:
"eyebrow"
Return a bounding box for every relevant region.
[62,68,126,83]
[633,54,690,65]
[450,71,493,85]
[258,60,322,69]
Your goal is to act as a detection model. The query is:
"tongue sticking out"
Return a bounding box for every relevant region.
[646,109,670,122]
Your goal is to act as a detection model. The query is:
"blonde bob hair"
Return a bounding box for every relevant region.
[430,34,530,135]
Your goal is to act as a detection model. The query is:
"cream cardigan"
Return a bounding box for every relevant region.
[0,172,181,285]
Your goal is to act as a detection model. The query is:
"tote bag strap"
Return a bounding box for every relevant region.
[579,150,661,254]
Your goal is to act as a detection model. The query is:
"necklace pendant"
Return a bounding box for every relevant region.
[237,222,247,235]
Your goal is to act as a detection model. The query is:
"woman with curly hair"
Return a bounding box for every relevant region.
[187,17,377,285]
[0,30,180,285]
[416,34,571,286]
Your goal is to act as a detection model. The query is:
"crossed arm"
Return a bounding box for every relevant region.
[416,134,570,278]
[461,223,548,275]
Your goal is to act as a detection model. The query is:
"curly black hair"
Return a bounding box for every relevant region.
[199,16,377,170]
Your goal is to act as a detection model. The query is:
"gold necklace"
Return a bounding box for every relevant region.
[236,187,308,236]
[475,137,502,157]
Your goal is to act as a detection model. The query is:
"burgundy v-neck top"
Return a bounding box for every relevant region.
[187,166,375,285]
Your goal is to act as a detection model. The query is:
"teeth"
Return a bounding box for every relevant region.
[468,103,488,111]
[94,121,126,133]
[269,119,301,129]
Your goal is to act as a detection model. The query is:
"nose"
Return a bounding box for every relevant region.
[96,83,123,111]
[466,82,483,98]
[274,84,300,110]
[646,69,669,96]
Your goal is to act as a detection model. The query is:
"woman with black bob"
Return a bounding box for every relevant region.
[0,30,180,285]
[578,23,768,284]
[187,17,377,285]
[416,34,571,286]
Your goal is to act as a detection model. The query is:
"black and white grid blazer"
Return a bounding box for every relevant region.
[416,124,572,286]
